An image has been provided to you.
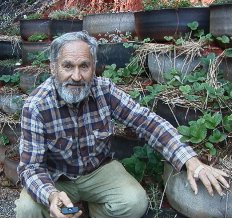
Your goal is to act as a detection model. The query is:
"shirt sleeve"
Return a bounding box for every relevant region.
[109,82,197,171]
[18,105,58,207]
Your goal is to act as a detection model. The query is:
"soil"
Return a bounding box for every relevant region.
[0,174,21,218]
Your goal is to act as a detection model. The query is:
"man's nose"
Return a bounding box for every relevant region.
[71,68,82,81]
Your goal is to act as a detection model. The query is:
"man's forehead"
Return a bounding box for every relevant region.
[61,59,91,64]
[58,41,91,60]
[62,40,89,50]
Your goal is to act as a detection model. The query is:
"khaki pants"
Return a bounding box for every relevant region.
[15,160,148,218]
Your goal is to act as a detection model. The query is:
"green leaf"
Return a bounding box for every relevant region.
[205,143,217,156]
[123,42,134,48]
[135,160,146,175]
[185,94,200,101]
[187,21,199,31]
[140,95,154,105]
[146,85,155,93]
[203,112,222,129]
[177,125,190,137]
[180,135,191,143]
[209,129,227,143]
[189,124,207,143]
[179,85,191,95]
[175,38,184,45]
[223,114,232,132]
[224,48,232,57]
[209,147,217,156]
[134,146,147,158]
[205,33,214,42]
[205,142,214,149]
[10,72,20,83]
[0,133,9,146]
[201,53,216,66]
[217,35,230,44]
[121,156,145,182]
[0,75,11,83]
[194,29,204,38]
[143,38,151,43]
[164,36,173,41]
[129,90,140,99]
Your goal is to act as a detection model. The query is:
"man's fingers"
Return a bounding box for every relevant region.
[205,172,223,196]
[59,191,73,207]
[198,169,214,196]
[185,157,230,197]
[50,204,65,218]
[187,172,198,194]
[72,210,83,218]
[204,166,230,190]
[49,191,74,218]
[216,174,230,189]
[213,168,229,178]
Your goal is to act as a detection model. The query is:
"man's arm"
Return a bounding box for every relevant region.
[108,82,196,170]
[107,81,230,195]
[18,105,58,207]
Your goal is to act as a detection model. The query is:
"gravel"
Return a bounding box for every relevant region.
[0,175,20,218]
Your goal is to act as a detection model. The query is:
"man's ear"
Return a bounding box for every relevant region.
[50,63,56,75]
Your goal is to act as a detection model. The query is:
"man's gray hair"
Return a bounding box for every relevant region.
[49,31,98,66]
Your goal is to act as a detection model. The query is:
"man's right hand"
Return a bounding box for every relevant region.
[49,191,82,218]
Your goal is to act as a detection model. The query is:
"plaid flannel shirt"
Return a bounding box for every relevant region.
[18,76,196,207]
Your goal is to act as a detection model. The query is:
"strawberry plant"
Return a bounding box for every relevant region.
[177,112,232,156]
[121,144,164,183]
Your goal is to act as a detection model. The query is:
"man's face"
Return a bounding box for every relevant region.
[52,40,94,104]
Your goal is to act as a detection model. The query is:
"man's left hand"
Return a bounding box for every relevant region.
[185,157,230,196]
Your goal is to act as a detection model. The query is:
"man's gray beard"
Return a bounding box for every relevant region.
[53,78,92,104]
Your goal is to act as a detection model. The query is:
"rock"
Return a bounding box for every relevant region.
[163,162,232,218]
[0,94,24,115]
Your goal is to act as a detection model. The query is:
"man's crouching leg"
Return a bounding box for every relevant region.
[15,189,50,218]
[88,185,148,218]
[80,160,148,218]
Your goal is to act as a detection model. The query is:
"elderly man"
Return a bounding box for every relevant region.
[15,31,229,218]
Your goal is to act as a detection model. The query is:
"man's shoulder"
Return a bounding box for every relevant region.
[93,76,112,86]
[91,77,115,96]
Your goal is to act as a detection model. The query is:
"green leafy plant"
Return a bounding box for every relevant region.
[142,0,191,11]
[211,0,232,4]
[121,144,164,183]
[1,22,20,36]
[98,30,134,44]
[102,61,141,84]
[31,51,49,68]
[25,13,42,20]
[0,133,10,146]
[0,59,20,67]
[48,7,84,20]
[0,72,20,85]
[136,84,169,108]
[128,90,141,99]
[177,112,232,156]
[143,55,232,111]
[216,35,230,44]
[27,32,48,42]
[164,21,214,44]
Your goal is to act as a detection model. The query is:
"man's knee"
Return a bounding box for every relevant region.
[105,187,148,218]
[122,185,148,217]
[15,189,49,218]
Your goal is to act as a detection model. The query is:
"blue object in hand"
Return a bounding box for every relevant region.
[61,207,79,215]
